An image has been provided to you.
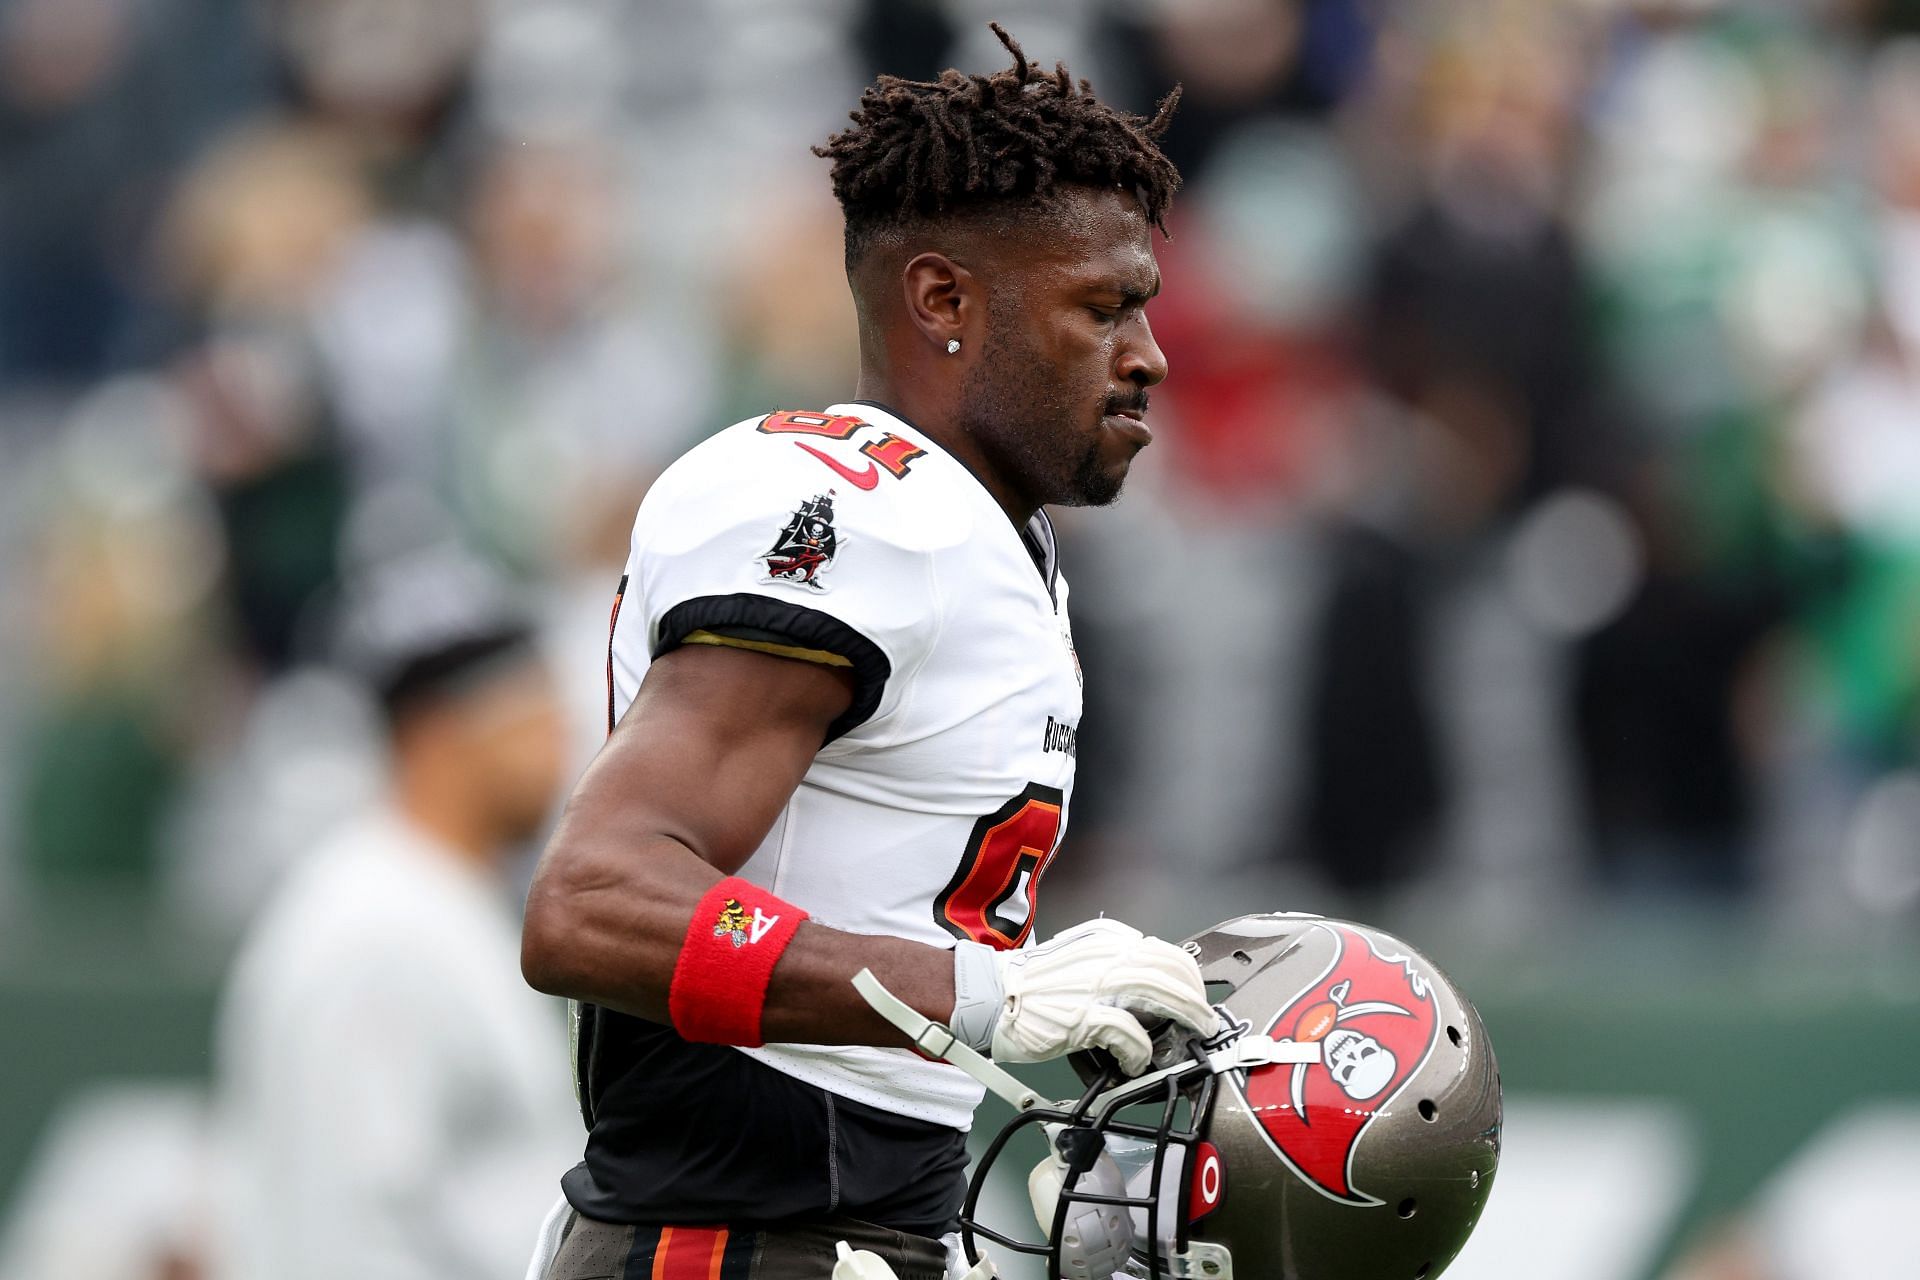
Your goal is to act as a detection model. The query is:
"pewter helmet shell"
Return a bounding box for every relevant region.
[1184,913,1501,1280]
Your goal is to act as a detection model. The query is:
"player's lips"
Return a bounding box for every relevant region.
[1103,410,1152,448]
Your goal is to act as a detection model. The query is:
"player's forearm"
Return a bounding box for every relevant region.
[762,923,955,1047]
[521,829,955,1047]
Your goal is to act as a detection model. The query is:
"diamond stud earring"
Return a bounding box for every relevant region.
[946,339,961,355]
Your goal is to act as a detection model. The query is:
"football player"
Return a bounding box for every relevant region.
[520,25,1207,1280]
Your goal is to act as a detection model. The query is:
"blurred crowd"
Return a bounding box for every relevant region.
[8,0,1920,947]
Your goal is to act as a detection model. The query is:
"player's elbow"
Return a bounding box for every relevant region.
[519,880,583,997]
[519,824,692,1010]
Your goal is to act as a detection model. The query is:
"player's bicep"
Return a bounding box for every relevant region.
[592,641,855,871]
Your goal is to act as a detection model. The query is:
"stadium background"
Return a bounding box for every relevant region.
[3,0,1920,1276]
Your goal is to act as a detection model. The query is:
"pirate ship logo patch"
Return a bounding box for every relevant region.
[759,492,840,592]
[1237,922,1440,1204]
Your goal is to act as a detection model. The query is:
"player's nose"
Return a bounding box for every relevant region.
[1118,314,1168,388]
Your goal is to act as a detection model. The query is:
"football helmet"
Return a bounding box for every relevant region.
[858,913,1501,1280]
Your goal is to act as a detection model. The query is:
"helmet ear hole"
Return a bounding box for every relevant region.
[1417,1099,1437,1122]
[1396,1198,1417,1219]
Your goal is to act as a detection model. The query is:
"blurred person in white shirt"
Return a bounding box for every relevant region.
[209,549,580,1280]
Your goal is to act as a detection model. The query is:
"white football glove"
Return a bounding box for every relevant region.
[949,919,1214,1076]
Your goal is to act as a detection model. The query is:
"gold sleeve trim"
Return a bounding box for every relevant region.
[682,629,854,669]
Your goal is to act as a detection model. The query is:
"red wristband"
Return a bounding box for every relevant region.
[668,877,809,1046]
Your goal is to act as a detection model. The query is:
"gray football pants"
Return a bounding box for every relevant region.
[539,1208,950,1280]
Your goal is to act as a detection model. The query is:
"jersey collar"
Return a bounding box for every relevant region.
[837,399,1060,605]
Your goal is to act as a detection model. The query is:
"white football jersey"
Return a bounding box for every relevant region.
[607,401,1083,1128]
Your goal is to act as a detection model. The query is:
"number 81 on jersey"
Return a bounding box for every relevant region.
[934,783,1065,950]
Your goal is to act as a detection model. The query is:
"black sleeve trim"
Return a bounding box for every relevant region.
[653,593,891,742]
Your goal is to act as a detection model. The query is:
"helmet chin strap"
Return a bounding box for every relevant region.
[1081,1032,1322,1116]
[857,970,1134,1279]
[852,969,1045,1111]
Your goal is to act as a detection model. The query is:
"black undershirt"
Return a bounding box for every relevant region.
[564,1011,969,1235]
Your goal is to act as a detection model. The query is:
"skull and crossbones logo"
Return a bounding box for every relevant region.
[1284,979,1412,1111]
[1322,1025,1397,1101]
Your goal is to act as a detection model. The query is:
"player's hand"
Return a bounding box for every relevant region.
[951,919,1214,1076]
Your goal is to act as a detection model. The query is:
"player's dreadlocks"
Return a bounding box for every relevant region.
[815,23,1182,259]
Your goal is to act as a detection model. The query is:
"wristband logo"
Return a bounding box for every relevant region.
[712,898,783,949]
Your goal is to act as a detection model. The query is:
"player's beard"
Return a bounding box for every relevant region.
[956,318,1123,510]
[1063,433,1121,508]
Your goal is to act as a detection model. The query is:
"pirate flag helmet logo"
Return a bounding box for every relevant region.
[759,492,840,591]
[1238,923,1440,1203]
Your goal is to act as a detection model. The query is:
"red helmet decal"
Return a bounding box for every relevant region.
[1187,1141,1225,1221]
[1238,923,1439,1204]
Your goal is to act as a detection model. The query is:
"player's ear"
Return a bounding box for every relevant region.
[900,252,977,356]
